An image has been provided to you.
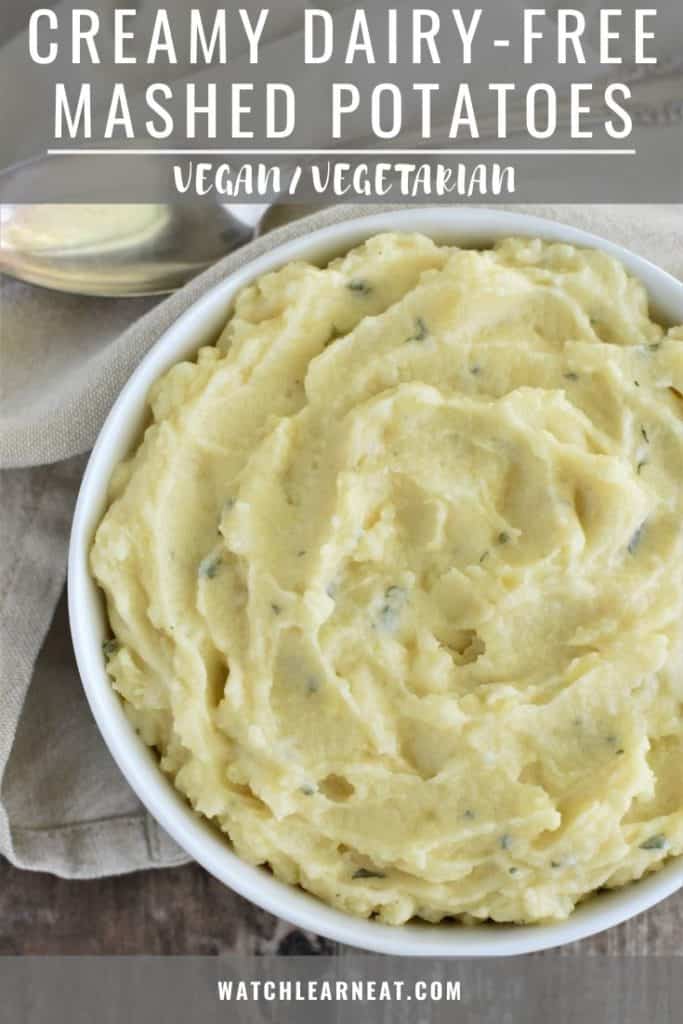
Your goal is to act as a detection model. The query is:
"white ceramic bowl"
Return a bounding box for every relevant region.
[69,207,683,956]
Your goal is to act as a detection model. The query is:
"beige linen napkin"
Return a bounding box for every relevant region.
[1,202,682,878]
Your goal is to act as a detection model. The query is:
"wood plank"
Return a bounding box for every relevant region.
[1,859,680,956]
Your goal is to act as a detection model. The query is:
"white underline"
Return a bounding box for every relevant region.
[46,147,638,157]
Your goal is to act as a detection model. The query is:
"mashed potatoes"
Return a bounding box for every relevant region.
[91,232,683,925]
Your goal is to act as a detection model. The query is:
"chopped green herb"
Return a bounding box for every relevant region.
[479,550,490,564]
[648,342,662,353]
[564,371,579,382]
[352,868,385,880]
[102,638,120,663]
[297,549,307,558]
[616,748,625,756]
[627,521,647,555]
[641,426,649,443]
[463,809,476,820]
[508,867,518,875]
[639,834,667,851]
[470,365,481,376]
[199,554,221,579]
[406,316,428,343]
[637,460,647,475]
[300,783,315,796]
[500,834,512,851]
[271,603,282,615]
[497,531,510,545]
[378,586,406,631]
[634,380,640,387]
[348,279,372,296]
[551,860,562,869]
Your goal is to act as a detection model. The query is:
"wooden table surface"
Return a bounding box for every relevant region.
[1,857,681,956]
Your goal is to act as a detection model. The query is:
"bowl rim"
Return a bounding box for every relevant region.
[68,206,683,957]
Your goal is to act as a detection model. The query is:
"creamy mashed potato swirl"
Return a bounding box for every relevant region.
[92,233,683,925]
